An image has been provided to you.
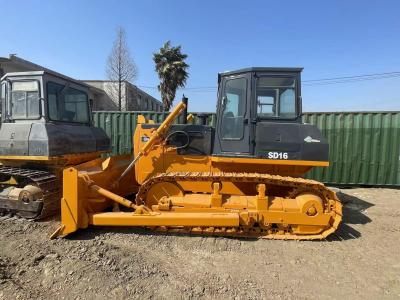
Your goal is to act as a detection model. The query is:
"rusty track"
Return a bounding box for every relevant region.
[0,166,61,219]
[135,172,342,240]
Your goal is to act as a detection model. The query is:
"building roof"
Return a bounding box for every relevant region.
[0,54,105,94]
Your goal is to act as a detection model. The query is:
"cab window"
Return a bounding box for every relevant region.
[256,77,296,119]
[10,81,40,119]
[47,82,90,123]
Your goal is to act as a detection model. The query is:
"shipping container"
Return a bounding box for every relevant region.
[302,111,400,187]
[93,111,400,186]
[92,111,215,155]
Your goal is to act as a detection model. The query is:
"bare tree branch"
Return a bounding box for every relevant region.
[106,27,138,111]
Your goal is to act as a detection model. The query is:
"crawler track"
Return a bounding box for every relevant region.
[136,172,342,240]
[0,166,61,219]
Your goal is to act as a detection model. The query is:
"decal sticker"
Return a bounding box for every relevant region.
[304,136,320,143]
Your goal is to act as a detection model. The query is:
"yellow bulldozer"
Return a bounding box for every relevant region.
[52,67,342,240]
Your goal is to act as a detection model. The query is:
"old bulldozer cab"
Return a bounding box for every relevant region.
[1,71,92,124]
[0,71,109,160]
[214,67,303,156]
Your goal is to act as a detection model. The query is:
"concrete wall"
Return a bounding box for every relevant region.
[134,86,163,112]
[90,90,118,111]
[85,81,122,110]
[84,80,163,112]
[126,82,163,112]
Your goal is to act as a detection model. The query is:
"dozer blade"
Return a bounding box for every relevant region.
[51,155,140,238]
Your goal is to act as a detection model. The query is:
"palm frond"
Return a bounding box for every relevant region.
[153,41,189,110]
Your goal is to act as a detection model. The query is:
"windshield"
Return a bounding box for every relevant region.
[10,81,40,119]
[47,81,90,124]
[256,77,296,119]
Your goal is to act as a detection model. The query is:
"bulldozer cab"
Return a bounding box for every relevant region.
[136,67,327,165]
[214,68,326,159]
[0,71,109,159]
[0,71,91,124]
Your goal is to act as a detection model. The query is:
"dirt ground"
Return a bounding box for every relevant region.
[0,188,399,300]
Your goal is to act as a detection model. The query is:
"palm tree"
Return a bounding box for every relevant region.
[153,41,189,111]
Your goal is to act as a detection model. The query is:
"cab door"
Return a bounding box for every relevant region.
[215,74,251,155]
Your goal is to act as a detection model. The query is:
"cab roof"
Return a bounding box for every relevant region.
[218,67,303,80]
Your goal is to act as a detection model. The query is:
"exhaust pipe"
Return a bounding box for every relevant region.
[181,95,188,124]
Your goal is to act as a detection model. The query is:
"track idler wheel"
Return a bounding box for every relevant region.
[289,193,329,236]
[295,193,324,216]
[141,182,183,208]
[17,185,44,219]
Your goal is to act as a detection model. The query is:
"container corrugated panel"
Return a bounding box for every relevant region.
[92,111,168,155]
[92,111,216,155]
[93,111,400,186]
[302,112,400,186]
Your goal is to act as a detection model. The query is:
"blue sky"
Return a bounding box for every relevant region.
[1,0,399,112]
